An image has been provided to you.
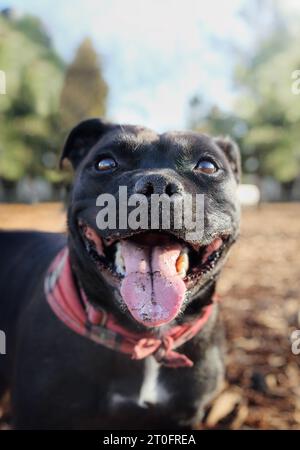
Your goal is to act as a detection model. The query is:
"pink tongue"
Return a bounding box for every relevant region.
[120,241,187,327]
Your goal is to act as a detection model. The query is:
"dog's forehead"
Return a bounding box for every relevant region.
[99,126,213,153]
[161,130,212,148]
[100,125,160,148]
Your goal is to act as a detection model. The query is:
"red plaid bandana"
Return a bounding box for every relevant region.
[44,248,216,368]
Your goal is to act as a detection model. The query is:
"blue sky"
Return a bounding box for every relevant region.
[0,0,297,130]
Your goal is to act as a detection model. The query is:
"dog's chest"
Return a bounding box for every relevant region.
[109,356,170,409]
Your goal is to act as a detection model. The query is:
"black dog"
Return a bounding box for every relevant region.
[0,119,240,429]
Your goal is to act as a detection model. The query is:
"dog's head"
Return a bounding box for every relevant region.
[62,118,241,329]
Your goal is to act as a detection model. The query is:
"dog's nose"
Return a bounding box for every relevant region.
[134,174,183,197]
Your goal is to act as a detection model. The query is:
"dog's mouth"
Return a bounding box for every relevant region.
[78,220,230,327]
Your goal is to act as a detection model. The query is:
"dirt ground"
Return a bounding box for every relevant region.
[0,203,299,430]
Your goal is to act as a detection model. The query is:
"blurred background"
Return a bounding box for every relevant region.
[0,0,300,202]
[0,0,299,430]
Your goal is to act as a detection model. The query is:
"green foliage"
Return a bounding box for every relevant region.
[7,71,36,117]
[0,12,65,182]
[0,14,64,116]
[189,3,300,186]
[0,13,108,187]
[235,33,300,183]
[13,15,51,49]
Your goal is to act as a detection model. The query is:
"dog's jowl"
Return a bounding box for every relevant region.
[0,118,241,429]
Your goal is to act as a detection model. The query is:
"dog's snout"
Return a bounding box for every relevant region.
[134,177,155,196]
[134,174,183,197]
[165,182,182,196]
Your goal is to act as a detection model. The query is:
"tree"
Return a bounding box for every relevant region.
[234,5,300,190]
[0,11,64,184]
[60,38,108,131]
[7,71,36,117]
[188,1,300,197]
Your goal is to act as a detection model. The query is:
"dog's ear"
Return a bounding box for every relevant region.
[60,118,112,169]
[214,136,241,183]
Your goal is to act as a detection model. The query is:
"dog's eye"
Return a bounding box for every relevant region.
[95,157,117,172]
[195,159,218,174]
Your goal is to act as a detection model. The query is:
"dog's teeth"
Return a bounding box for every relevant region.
[176,247,189,278]
[114,243,125,276]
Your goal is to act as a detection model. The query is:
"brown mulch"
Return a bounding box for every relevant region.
[211,204,300,430]
[0,203,299,430]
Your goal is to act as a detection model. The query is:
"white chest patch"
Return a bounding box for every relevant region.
[138,356,169,407]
